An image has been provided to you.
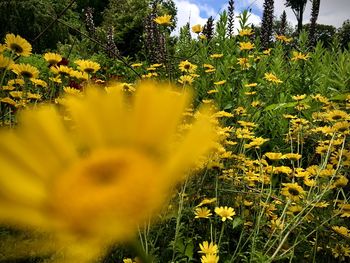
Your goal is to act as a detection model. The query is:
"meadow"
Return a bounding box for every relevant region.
[0,9,349,263]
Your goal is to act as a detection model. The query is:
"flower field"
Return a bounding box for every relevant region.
[0,7,350,263]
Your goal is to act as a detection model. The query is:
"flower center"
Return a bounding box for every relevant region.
[49,148,165,236]
[10,43,23,53]
[288,188,300,196]
[20,70,33,78]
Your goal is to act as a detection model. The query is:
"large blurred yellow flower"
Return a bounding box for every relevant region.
[0,81,218,262]
[5,33,32,57]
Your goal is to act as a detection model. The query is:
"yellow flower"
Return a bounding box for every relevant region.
[237,57,251,69]
[43,52,62,65]
[245,83,257,87]
[192,24,203,33]
[264,152,283,161]
[179,60,197,73]
[198,241,219,254]
[281,183,306,202]
[292,94,307,101]
[11,63,39,79]
[325,109,349,122]
[196,197,217,207]
[178,75,194,85]
[210,53,224,59]
[201,254,219,263]
[291,51,310,61]
[70,70,89,81]
[75,59,101,74]
[194,207,212,219]
[207,89,218,94]
[239,28,253,36]
[154,14,172,26]
[239,42,255,51]
[244,137,269,149]
[0,97,17,107]
[275,35,293,43]
[214,80,226,85]
[123,258,136,263]
[52,65,73,76]
[0,54,13,69]
[331,244,350,261]
[214,206,235,221]
[30,78,48,88]
[264,72,283,84]
[0,81,218,262]
[5,33,32,57]
[282,153,302,161]
[332,226,350,238]
[131,63,142,68]
[63,86,82,96]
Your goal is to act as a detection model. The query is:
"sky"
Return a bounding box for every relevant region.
[174,0,350,34]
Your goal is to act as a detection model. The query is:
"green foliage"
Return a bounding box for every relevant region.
[0,0,78,52]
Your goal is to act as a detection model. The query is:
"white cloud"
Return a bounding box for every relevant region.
[174,0,208,35]
[174,0,261,36]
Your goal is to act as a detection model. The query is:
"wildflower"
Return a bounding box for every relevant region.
[292,94,307,101]
[245,83,257,87]
[237,57,251,69]
[214,80,226,85]
[131,63,142,68]
[0,81,218,262]
[325,109,349,122]
[331,176,348,189]
[5,33,32,56]
[282,153,302,161]
[239,42,255,51]
[192,24,203,34]
[75,59,100,74]
[332,121,350,133]
[201,254,219,263]
[179,60,197,73]
[0,54,13,69]
[215,206,235,221]
[178,75,194,85]
[332,226,350,238]
[264,73,283,84]
[123,258,136,263]
[0,97,17,107]
[11,63,39,79]
[63,87,81,96]
[43,52,62,65]
[291,51,310,61]
[239,28,253,36]
[196,198,217,207]
[207,89,218,94]
[244,137,269,149]
[150,63,162,68]
[198,241,219,254]
[30,78,48,88]
[210,53,224,59]
[331,244,350,261]
[264,152,283,161]
[281,183,306,202]
[275,35,293,43]
[70,70,89,81]
[194,207,212,219]
[52,65,73,77]
[263,48,272,55]
[154,14,172,26]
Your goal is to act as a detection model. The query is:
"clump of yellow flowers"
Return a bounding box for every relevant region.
[0,81,218,262]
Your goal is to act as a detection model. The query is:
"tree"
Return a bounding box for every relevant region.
[338,19,350,50]
[285,0,308,33]
[227,0,235,37]
[309,0,321,46]
[261,0,274,49]
[203,16,215,41]
[304,23,336,48]
[279,11,288,35]
[0,0,76,52]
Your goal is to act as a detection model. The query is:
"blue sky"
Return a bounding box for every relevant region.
[174,0,350,34]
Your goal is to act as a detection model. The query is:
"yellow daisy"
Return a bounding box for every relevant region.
[192,24,203,34]
[194,207,212,219]
[214,206,235,221]
[281,183,306,202]
[11,63,39,79]
[5,33,32,57]
[154,14,172,26]
[264,73,283,84]
[179,60,197,73]
[43,52,62,65]
[178,75,194,85]
[75,59,101,74]
[198,241,219,254]
[0,54,13,69]
[0,81,218,263]
[201,254,219,263]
